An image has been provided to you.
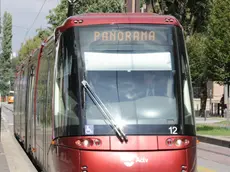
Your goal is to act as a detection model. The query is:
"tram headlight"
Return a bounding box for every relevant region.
[165,138,190,147]
[75,138,101,148]
[175,139,183,146]
[83,139,90,147]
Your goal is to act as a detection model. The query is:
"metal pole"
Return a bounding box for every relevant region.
[224,84,228,118]
[126,0,140,13]
[204,91,206,121]
[141,3,146,13]
[227,84,230,121]
[0,93,1,142]
[209,89,212,117]
[0,0,1,140]
[67,0,77,17]
[204,109,206,121]
[0,107,1,142]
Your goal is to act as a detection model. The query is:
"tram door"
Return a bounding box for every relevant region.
[26,65,36,153]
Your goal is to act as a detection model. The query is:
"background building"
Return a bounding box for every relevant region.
[193,81,224,117]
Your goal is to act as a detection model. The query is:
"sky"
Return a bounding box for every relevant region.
[2,0,59,54]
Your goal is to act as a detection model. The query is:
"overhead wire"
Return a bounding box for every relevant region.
[23,0,48,42]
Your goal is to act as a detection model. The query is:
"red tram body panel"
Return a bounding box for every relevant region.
[14,13,197,172]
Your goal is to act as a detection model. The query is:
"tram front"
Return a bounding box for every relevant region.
[53,21,197,172]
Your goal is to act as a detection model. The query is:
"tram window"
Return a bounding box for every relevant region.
[54,35,80,137]
[177,28,194,125]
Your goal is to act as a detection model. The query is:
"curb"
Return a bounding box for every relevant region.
[197,135,230,148]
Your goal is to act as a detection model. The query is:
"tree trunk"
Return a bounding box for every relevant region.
[199,81,208,117]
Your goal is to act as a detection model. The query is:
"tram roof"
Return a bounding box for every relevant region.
[56,13,182,33]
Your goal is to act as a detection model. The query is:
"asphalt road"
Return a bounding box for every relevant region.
[197,142,230,172]
[1,103,230,172]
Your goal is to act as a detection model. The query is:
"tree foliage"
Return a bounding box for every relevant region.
[0,12,13,95]
[206,0,230,81]
[46,0,125,30]
[185,0,211,35]
[16,28,51,63]
[17,37,41,62]
[144,0,211,36]
[186,34,209,116]
[187,34,208,83]
[46,0,68,30]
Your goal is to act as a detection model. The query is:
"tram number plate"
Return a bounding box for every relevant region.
[168,126,178,134]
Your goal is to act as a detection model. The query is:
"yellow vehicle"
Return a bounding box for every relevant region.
[8,91,14,104]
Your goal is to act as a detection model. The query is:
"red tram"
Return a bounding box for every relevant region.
[14,13,197,172]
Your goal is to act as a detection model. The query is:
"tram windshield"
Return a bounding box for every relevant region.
[54,24,194,136]
[82,24,177,135]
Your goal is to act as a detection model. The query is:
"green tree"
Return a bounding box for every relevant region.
[0,12,13,96]
[187,34,208,83]
[17,36,41,63]
[187,34,211,116]
[46,0,125,30]
[144,0,211,36]
[184,0,211,36]
[144,0,187,17]
[36,28,52,40]
[185,0,212,116]
[206,0,230,82]
[16,27,51,64]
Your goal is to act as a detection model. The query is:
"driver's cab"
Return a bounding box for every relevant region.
[86,70,173,103]
[119,71,173,100]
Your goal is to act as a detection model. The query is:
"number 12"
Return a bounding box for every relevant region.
[169,126,178,134]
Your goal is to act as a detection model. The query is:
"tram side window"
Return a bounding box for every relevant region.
[55,35,79,137]
[177,28,194,125]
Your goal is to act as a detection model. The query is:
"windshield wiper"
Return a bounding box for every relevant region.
[82,80,128,142]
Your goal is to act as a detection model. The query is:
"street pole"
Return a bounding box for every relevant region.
[67,0,77,17]
[227,84,230,121]
[0,93,1,142]
[0,0,2,143]
[126,0,140,13]
[224,84,228,118]
[209,88,212,117]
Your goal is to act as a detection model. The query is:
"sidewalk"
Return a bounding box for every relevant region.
[0,140,10,172]
[0,113,38,172]
[0,116,10,172]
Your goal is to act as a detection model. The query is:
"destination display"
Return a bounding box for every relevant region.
[94,31,156,41]
[78,25,173,51]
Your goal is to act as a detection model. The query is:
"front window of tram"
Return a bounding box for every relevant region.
[80,24,179,136]
[54,24,194,137]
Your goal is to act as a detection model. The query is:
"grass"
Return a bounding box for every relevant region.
[214,120,230,125]
[196,125,230,136]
